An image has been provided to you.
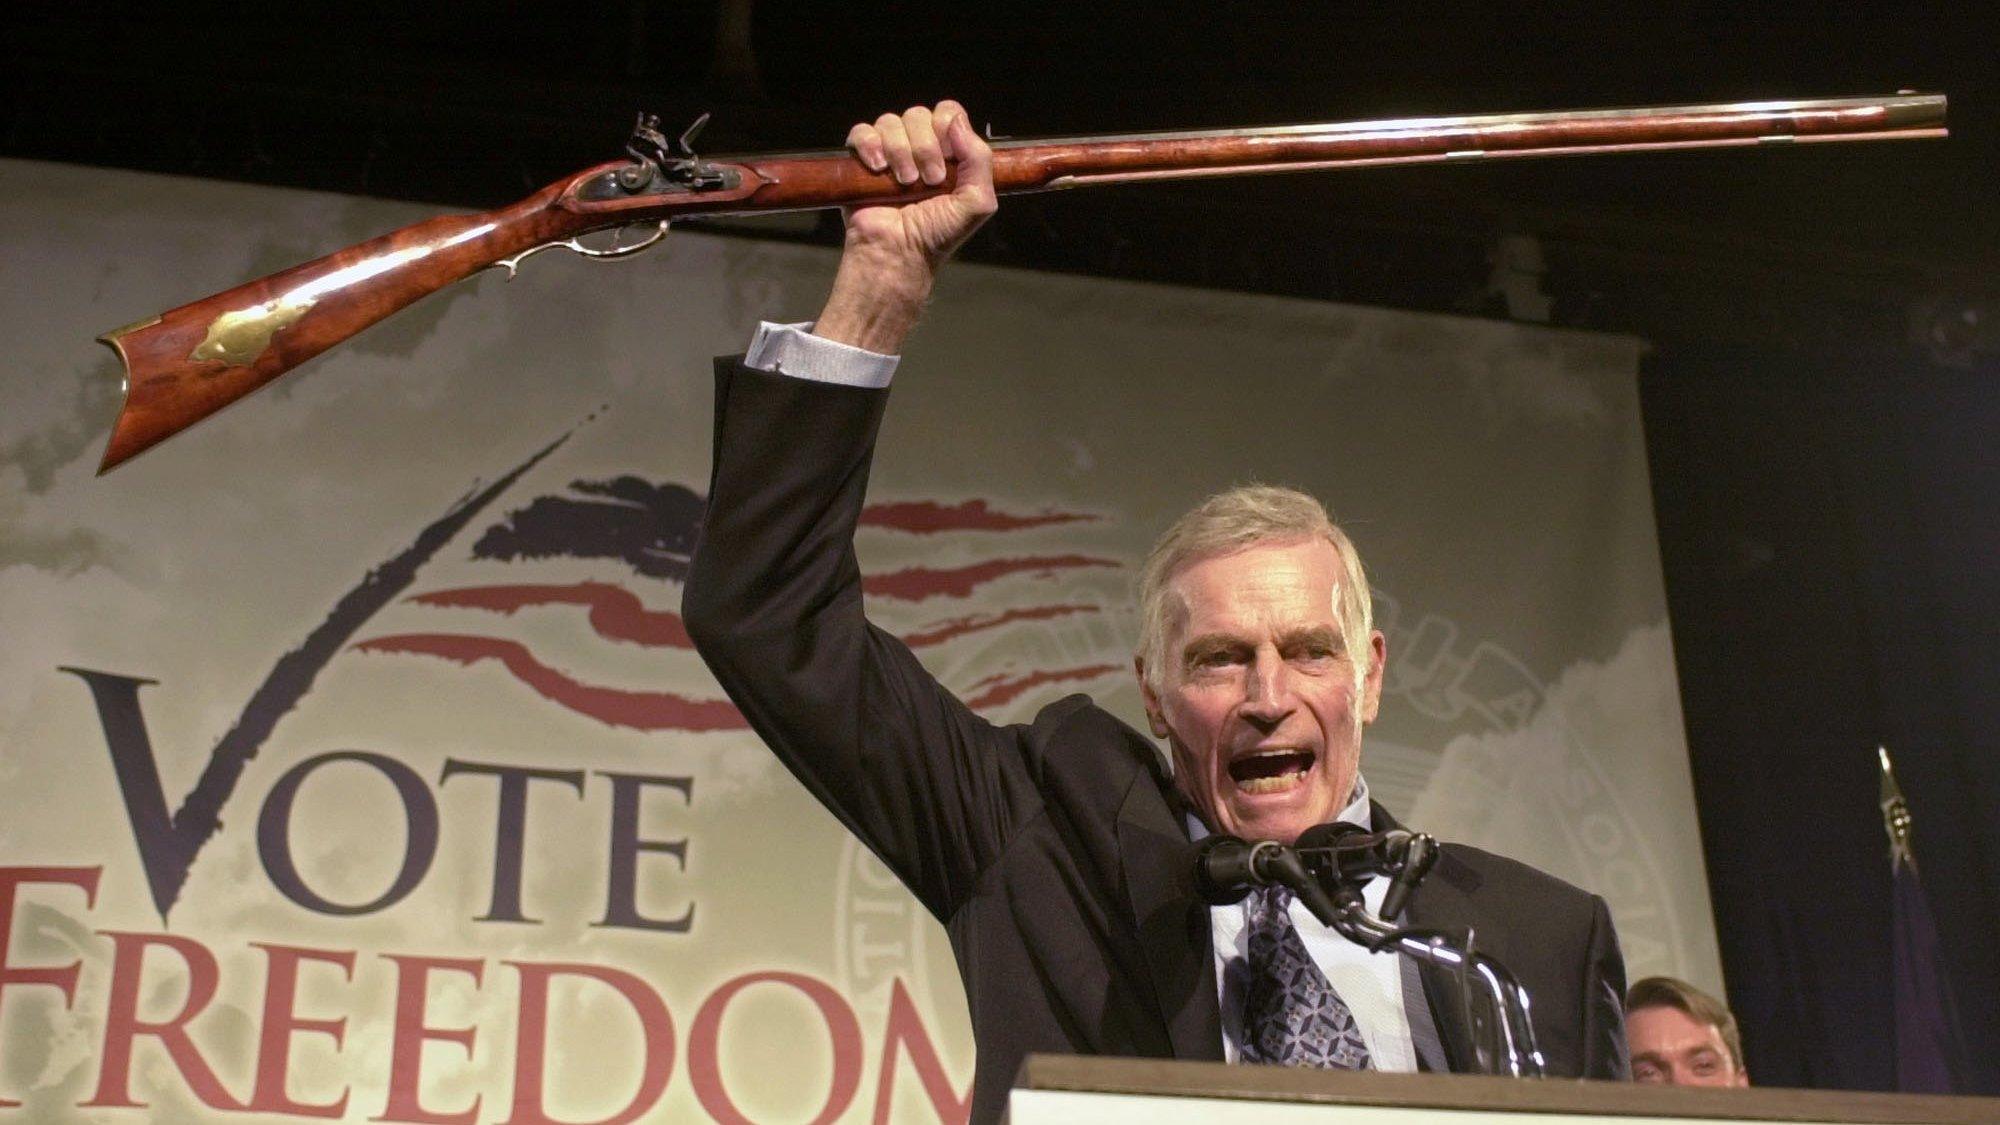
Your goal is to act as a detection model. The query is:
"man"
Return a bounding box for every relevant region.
[683,101,1627,1122]
[1627,977,1750,1087]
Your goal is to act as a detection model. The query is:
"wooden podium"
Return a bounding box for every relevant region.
[1010,1055,2000,1124]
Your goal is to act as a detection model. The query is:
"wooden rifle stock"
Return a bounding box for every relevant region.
[96,93,1946,471]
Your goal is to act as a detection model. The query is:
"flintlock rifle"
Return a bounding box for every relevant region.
[94,93,1946,472]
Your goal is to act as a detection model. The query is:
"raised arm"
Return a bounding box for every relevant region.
[683,103,1026,920]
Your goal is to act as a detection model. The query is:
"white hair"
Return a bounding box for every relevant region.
[1136,484,1373,691]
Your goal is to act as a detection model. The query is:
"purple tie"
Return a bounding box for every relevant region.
[1238,886,1373,1069]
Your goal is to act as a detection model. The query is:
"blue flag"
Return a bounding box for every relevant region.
[1881,747,1969,1093]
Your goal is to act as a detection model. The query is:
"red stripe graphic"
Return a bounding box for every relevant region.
[860,499,1098,533]
[352,633,747,732]
[900,604,1100,647]
[864,555,1118,601]
[411,582,691,647]
[353,633,1117,729]
[406,584,1100,652]
[961,665,1124,710]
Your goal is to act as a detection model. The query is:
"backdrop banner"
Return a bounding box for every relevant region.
[0,159,1718,1122]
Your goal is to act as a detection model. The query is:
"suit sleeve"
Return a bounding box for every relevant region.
[682,358,1044,921]
[1579,894,1632,1079]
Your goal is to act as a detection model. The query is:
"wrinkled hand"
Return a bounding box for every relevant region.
[814,100,996,354]
[843,101,996,268]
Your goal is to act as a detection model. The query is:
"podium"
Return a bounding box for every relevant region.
[1010,1055,2000,1124]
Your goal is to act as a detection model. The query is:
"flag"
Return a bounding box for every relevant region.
[348,474,1131,732]
[1880,746,1970,1094]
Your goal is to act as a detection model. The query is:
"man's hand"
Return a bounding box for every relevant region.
[813,101,996,354]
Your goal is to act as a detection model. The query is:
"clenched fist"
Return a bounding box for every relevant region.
[814,100,997,354]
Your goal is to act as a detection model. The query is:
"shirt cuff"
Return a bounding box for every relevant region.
[743,321,899,388]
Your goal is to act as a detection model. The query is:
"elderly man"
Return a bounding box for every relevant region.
[1627,977,1750,1087]
[683,100,1627,1122]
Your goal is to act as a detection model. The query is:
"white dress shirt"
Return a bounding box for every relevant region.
[745,320,898,387]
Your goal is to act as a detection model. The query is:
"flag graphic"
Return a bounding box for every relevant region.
[350,476,1130,731]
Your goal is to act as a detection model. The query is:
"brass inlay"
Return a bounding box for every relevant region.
[99,314,163,344]
[189,297,315,367]
[97,315,161,400]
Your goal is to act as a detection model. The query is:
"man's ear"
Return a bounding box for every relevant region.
[1135,656,1171,738]
[1360,630,1387,724]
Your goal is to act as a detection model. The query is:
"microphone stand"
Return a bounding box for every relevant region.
[1295,833,1548,1078]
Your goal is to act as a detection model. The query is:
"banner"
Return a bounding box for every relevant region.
[0,159,1718,1121]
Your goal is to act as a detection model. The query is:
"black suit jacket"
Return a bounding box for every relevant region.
[684,359,1628,1122]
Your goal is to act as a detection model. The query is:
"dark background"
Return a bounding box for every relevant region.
[7,0,1995,1093]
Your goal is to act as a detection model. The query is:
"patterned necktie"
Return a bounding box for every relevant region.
[1238,885,1373,1068]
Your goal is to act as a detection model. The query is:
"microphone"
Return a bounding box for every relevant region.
[1295,822,1416,878]
[1191,834,1346,927]
[1380,834,1435,921]
[1191,835,1280,905]
[1295,821,1437,920]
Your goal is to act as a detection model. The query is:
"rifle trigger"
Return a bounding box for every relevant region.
[487,221,673,280]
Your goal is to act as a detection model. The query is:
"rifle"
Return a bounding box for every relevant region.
[95,94,1946,472]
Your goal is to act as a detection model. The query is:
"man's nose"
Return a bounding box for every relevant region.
[1240,648,1295,722]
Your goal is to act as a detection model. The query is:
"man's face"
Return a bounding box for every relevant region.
[1628,1005,1748,1087]
[1138,538,1385,844]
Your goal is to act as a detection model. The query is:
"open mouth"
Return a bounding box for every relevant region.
[1227,748,1316,795]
